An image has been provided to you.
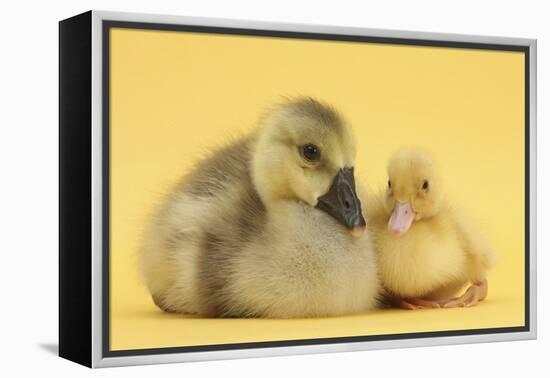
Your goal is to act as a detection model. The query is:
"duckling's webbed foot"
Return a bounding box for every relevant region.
[441,279,488,308]
[395,297,441,310]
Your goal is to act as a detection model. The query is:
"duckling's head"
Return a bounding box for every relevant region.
[385,148,444,235]
[252,97,366,237]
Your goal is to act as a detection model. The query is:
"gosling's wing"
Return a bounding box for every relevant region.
[179,136,254,198]
[174,137,268,316]
[177,135,267,243]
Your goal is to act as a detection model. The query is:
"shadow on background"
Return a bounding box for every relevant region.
[38,343,58,356]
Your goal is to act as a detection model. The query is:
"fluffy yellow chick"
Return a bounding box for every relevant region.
[367,148,495,309]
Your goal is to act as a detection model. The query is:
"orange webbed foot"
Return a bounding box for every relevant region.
[440,279,488,308]
[396,297,442,310]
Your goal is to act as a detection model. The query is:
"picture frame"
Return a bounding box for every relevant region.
[59,10,537,368]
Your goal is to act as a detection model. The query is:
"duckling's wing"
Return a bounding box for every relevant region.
[451,205,496,283]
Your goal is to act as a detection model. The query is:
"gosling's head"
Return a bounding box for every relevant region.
[252,97,366,237]
[385,148,443,235]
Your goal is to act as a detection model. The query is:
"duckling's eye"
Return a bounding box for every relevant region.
[388,180,392,189]
[301,144,321,162]
[422,180,429,191]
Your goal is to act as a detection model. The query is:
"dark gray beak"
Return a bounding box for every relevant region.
[315,167,366,237]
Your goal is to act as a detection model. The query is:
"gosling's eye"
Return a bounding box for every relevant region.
[388,180,392,189]
[301,144,321,162]
[422,180,429,191]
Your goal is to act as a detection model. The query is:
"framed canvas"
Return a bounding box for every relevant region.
[59,10,537,368]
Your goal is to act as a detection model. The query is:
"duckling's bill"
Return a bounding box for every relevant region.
[315,167,366,238]
[388,201,415,235]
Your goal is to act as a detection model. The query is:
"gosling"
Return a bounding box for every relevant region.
[139,98,380,318]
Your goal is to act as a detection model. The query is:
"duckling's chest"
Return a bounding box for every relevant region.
[376,222,467,297]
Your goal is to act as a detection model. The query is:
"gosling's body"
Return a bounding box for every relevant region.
[368,148,495,308]
[140,99,379,318]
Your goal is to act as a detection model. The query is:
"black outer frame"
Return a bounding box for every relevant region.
[59,11,93,367]
[59,11,532,368]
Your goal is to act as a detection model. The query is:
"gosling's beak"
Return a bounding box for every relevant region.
[316,167,366,238]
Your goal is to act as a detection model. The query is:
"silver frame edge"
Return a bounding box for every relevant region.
[90,9,537,368]
[91,10,104,369]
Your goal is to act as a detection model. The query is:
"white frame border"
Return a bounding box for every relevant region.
[90,10,537,368]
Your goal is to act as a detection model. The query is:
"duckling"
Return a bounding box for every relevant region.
[139,98,379,318]
[367,148,495,309]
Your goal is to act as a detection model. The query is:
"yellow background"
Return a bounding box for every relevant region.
[109,28,525,351]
